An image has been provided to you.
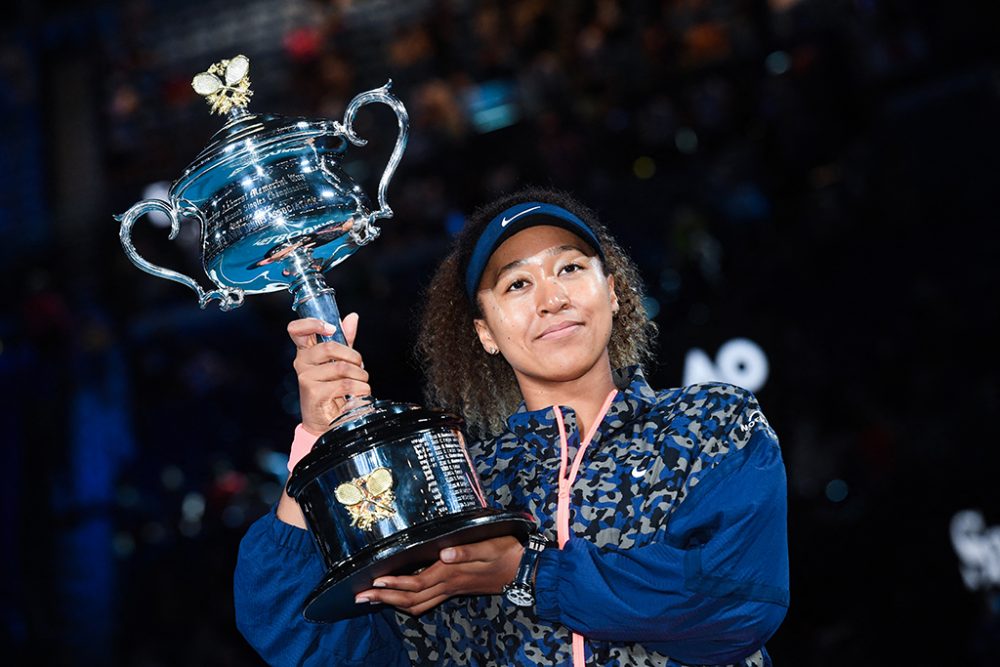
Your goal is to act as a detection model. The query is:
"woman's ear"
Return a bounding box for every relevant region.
[474,318,499,355]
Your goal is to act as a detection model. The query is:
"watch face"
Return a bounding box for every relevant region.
[506,586,534,607]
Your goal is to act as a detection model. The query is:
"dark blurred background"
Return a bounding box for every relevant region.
[3,0,1000,665]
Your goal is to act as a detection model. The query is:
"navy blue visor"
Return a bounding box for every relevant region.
[464,201,605,302]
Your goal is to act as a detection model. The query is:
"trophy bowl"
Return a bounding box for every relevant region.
[116,55,534,622]
[117,54,405,313]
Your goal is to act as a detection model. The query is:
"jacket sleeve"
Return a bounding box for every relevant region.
[233,506,411,667]
[533,425,789,666]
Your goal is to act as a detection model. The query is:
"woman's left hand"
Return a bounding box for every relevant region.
[355,535,524,616]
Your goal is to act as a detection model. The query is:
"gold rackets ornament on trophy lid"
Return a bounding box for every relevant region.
[191,54,253,115]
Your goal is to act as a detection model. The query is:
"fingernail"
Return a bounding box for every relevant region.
[372,579,387,588]
[355,596,370,604]
[323,322,337,334]
[441,548,456,562]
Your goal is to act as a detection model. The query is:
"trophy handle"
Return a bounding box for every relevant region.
[115,198,245,311]
[334,81,409,229]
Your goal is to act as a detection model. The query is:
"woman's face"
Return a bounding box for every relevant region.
[473,225,618,387]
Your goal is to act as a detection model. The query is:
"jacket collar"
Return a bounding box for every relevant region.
[504,365,657,438]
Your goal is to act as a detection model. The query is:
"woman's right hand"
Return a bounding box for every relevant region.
[288,313,370,435]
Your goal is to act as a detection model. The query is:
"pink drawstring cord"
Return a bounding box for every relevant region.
[553,389,618,667]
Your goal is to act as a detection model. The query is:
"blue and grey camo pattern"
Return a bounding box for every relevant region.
[393,367,776,667]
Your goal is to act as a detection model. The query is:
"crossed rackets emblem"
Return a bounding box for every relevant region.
[334,467,398,531]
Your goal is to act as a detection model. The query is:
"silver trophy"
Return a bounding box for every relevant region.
[117,55,532,621]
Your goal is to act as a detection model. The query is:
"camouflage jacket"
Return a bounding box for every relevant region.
[235,367,789,666]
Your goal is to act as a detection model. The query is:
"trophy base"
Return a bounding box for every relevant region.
[288,401,537,622]
[303,508,533,622]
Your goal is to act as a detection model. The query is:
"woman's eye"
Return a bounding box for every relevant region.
[560,262,583,275]
[506,278,528,292]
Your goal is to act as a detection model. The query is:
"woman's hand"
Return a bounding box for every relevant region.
[288,314,370,435]
[354,535,524,616]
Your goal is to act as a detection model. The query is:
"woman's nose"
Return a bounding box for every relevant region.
[537,278,570,314]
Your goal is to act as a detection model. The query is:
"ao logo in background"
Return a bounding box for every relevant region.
[951,509,1000,592]
[683,338,769,392]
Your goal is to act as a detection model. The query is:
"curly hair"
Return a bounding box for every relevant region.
[415,187,657,437]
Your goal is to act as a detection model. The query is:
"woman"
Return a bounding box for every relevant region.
[234,188,789,666]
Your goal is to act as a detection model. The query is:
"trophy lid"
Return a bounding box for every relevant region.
[172,55,345,201]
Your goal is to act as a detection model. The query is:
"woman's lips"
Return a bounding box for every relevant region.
[536,321,583,340]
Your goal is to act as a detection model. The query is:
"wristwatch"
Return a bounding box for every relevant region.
[503,532,548,606]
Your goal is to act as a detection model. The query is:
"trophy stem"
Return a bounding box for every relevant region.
[287,255,375,423]
[287,256,347,346]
